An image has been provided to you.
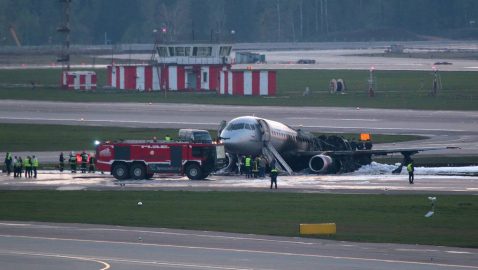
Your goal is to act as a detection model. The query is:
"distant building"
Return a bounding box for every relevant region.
[107,43,276,96]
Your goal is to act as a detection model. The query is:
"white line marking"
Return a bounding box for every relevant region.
[446,251,473,254]
[1,234,477,269]
[0,116,216,126]
[0,222,312,245]
[0,250,110,270]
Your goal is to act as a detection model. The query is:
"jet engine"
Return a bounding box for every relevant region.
[308,155,334,173]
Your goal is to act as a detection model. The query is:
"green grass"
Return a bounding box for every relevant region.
[0,124,178,152]
[0,69,477,110]
[0,123,425,152]
[0,190,476,247]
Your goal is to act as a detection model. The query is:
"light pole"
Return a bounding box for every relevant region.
[368,66,375,97]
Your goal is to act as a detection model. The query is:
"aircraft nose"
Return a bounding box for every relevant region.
[221,130,260,155]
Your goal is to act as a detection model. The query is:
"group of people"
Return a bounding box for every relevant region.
[239,155,268,179]
[3,152,39,178]
[237,155,278,189]
[59,151,95,173]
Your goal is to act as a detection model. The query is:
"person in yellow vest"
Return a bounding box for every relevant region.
[244,156,252,178]
[32,155,39,178]
[24,156,32,178]
[165,134,171,141]
[407,161,415,184]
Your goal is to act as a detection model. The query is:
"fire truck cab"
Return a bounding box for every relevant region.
[95,140,226,180]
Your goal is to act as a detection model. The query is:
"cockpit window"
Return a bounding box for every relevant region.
[245,124,252,130]
[226,123,245,131]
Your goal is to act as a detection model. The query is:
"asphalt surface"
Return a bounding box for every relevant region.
[1,169,477,194]
[0,221,477,270]
[1,100,478,163]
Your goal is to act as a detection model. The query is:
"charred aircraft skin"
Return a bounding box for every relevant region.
[220,116,449,174]
[220,116,372,174]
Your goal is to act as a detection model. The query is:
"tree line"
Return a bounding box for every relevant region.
[1,0,477,46]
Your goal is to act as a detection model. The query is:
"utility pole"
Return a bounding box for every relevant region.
[57,0,72,71]
[276,0,281,41]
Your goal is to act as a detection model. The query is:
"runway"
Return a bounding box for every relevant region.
[1,100,478,162]
[1,165,477,194]
[0,221,476,270]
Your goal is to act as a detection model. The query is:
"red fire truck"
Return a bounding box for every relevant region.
[95,140,226,180]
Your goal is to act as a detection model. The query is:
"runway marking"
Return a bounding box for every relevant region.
[287,117,379,122]
[1,234,477,269]
[87,256,256,270]
[0,116,216,126]
[0,116,469,132]
[0,250,110,270]
[78,227,314,245]
[0,222,312,245]
[446,251,473,254]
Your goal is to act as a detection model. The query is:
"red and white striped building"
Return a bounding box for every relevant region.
[61,71,97,90]
[107,43,277,96]
[219,70,276,96]
[107,64,227,91]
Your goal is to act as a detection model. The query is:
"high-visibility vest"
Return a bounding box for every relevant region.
[407,163,413,172]
[271,168,278,173]
[69,156,76,163]
[6,153,12,161]
[24,159,31,168]
[165,136,171,141]
[245,157,251,167]
[32,158,39,167]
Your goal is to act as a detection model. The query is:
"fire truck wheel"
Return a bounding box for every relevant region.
[185,163,203,180]
[130,163,146,180]
[112,163,130,180]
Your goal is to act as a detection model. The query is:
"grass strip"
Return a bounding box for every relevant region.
[0,69,477,110]
[0,190,476,248]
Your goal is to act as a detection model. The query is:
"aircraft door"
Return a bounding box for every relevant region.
[258,119,270,142]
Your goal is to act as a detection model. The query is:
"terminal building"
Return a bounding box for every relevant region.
[107,43,276,96]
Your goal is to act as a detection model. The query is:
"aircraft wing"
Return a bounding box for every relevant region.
[297,146,459,157]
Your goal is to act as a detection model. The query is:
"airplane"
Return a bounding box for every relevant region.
[218,116,456,174]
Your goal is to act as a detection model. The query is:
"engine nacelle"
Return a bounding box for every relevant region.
[308,155,334,173]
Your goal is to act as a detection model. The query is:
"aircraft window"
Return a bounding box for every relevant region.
[226,123,245,130]
[245,124,252,130]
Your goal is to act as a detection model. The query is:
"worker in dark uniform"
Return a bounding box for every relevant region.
[17,156,23,178]
[81,151,88,173]
[69,152,77,173]
[13,156,18,177]
[32,155,39,178]
[59,152,64,172]
[270,166,279,189]
[88,153,95,173]
[4,152,12,176]
[252,156,259,178]
[407,161,415,184]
